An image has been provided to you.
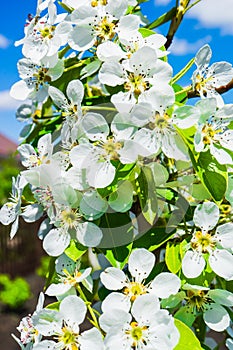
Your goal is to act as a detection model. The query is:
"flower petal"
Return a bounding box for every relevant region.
[209,249,233,280]
[76,222,102,247]
[128,248,155,281]
[43,228,70,257]
[193,201,219,231]
[150,272,181,299]
[182,251,205,278]
[131,294,160,323]
[208,289,233,307]
[100,267,127,290]
[60,295,86,326]
[204,304,230,332]
[101,292,131,313]
[215,223,233,248]
[79,328,104,350]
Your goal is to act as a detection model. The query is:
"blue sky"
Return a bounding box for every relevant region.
[0,0,233,143]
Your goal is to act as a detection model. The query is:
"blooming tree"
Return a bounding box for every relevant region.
[1,0,233,348]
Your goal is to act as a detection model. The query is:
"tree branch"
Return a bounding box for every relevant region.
[187,78,233,99]
[165,0,191,49]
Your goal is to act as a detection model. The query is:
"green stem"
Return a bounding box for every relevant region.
[165,0,191,49]
[82,106,117,112]
[175,86,192,95]
[170,57,195,85]
[76,284,101,332]
[185,0,202,13]
[194,315,206,343]
[64,62,85,73]
[59,45,71,59]
[146,7,177,30]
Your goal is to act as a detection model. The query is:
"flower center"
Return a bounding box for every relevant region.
[62,268,82,286]
[91,0,108,6]
[185,289,213,313]
[39,25,56,39]
[28,154,42,167]
[61,210,81,229]
[58,326,79,349]
[33,67,51,90]
[149,112,170,130]
[125,322,148,347]
[95,17,115,40]
[195,73,213,95]
[202,124,222,145]
[102,138,122,160]
[191,230,216,254]
[125,73,149,97]
[123,282,147,301]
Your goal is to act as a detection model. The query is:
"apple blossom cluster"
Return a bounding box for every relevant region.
[1,0,233,348]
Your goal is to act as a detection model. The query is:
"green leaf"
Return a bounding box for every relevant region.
[136,167,158,225]
[115,163,140,182]
[146,6,176,30]
[109,180,134,212]
[80,59,102,79]
[46,301,61,310]
[166,194,190,233]
[225,174,233,206]
[198,151,227,202]
[156,188,174,201]
[80,190,108,220]
[52,183,79,206]
[161,291,185,309]
[65,240,87,261]
[147,163,169,186]
[133,224,175,252]
[173,83,188,104]
[41,97,53,117]
[98,212,134,248]
[191,183,211,200]
[179,127,227,202]
[166,174,194,188]
[100,244,132,269]
[165,241,182,274]
[174,318,202,350]
[45,257,56,289]
[138,28,156,37]
[52,61,84,92]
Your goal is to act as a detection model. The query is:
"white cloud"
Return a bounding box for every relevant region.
[0,34,10,49]
[154,0,172,5]
[187,0,233,35]
[170,36,212,56]
[0,90,23,111]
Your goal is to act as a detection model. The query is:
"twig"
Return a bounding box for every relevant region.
[187,78,233,99]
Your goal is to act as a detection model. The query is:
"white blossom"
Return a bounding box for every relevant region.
[12,293,44,348]
[130,85,189,161]
[15,1,72,63]
[192,44,233,107]
[10,55,64,102]
[175,284,233,332]
[46,253,93,297]
[0,175,27,238]
[49,79,85,149]
[100,293,180,350]
[33,295,104,350]
[101,248,181,301]
[99,46,172,112]
[69,112,143,188]
[182,201,233,280]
